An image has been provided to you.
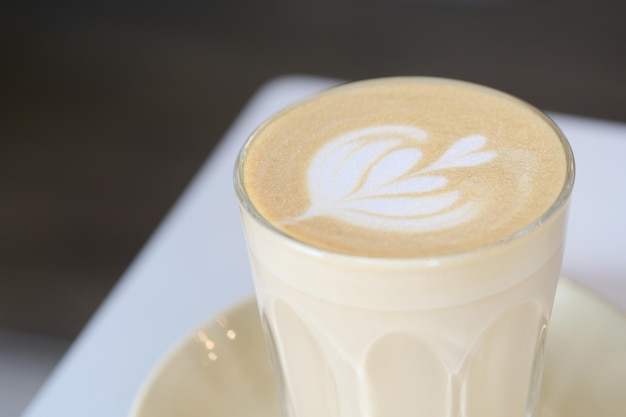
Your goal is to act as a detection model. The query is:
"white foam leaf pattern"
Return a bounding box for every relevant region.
[359,148,423,191]
[419,135,497,173]
[292,126,497,232]
[332,140,401,201]
[308,140,361,206]
[340,192,460,217]
[360,176,448,197]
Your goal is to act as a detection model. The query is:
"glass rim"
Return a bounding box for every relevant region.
[233,77,575,264]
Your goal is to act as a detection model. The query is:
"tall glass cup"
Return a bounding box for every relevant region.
[234,78,574,417]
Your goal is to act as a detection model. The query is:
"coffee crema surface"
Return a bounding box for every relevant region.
[241,78,567,257]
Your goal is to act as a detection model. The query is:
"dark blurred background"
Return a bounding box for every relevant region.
[1,0,625,340]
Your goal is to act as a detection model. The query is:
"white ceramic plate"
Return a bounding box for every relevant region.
[129,280,626,417]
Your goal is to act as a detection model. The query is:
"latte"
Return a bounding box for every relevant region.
[240,77,568,257]
[235,77,574,417]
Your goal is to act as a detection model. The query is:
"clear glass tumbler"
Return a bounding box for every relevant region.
[234,78,575,417]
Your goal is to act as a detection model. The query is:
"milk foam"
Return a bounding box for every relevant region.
[292,126,496,232]
[241,77,568,257]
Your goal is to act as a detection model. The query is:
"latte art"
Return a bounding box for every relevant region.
[292,125,497,232]
[241,77,568,257]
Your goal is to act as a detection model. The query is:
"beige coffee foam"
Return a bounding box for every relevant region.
[241,78,567,257]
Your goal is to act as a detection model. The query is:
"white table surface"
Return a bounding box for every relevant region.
[22,75,626,417]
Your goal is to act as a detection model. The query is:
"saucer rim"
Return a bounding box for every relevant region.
[127,297,255,417]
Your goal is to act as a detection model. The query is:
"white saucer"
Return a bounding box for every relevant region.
[129,280,626,417]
